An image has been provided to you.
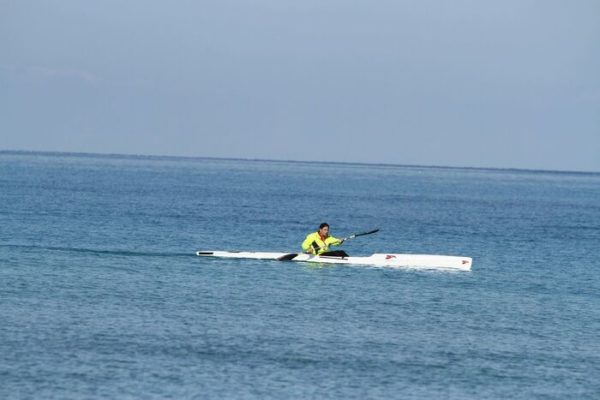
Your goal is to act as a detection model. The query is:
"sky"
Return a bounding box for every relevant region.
[1,0,599,171]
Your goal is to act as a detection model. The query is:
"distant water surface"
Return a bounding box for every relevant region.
[1,152,599,399]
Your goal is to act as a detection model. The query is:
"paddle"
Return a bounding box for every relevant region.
[277,253,298,261]
[339,228,380,244]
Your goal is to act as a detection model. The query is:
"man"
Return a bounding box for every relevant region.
[301,223,344,255]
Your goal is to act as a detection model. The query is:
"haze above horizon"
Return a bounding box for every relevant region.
[1,1,599,172]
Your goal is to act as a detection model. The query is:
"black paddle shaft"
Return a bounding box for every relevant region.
[343,228,380,241]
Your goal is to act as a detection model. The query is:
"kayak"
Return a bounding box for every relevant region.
[195,250,472,271]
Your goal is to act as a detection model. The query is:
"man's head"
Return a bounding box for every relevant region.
[318,222,330,238]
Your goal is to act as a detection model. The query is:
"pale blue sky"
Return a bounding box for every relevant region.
[1,0,599,171]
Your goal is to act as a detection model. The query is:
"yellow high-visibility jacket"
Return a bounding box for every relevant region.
[301,232,342,254]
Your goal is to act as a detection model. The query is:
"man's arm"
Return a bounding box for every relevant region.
[327,236,344,247]
[301,234,316,253]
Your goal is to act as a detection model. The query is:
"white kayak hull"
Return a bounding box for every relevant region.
[195,251,472,271]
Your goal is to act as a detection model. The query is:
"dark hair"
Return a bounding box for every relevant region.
[319,223,329,230]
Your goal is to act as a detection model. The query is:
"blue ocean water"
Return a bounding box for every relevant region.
[1,151,599,399]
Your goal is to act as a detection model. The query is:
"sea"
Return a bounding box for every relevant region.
[1,151,599,399]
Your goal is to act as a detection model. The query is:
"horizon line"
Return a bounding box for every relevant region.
[1,149,598,176]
